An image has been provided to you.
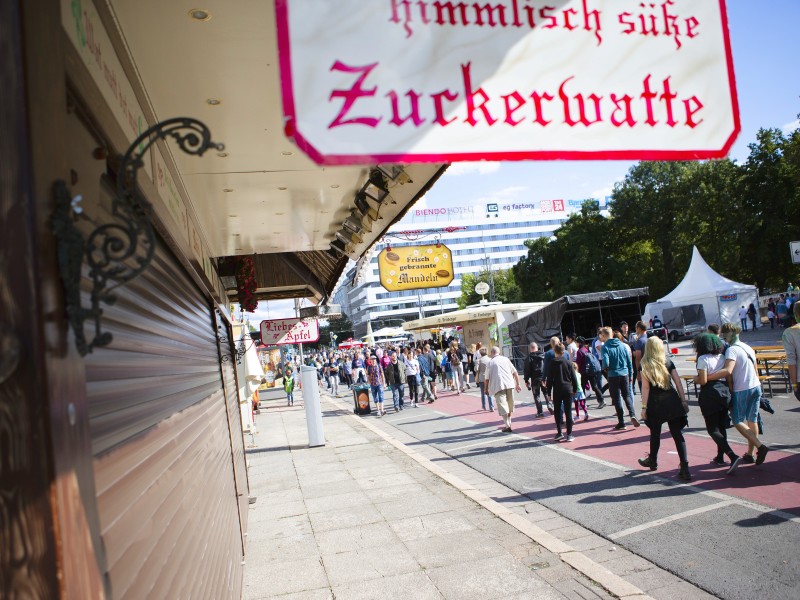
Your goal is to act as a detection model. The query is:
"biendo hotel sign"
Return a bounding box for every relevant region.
[275,0,739,165]
[377,245,455,292]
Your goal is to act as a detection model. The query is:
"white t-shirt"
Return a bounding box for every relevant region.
[405,357,420,377]
[696,353,725,376]
[487,355,517,396]
[738,308,747,320]
[566,342,578,361]
[593,338,604,360]
[724,342,759,392]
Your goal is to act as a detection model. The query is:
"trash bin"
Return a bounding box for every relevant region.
[353,384,372,415]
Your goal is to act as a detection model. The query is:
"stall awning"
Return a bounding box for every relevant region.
[402,303,550,331]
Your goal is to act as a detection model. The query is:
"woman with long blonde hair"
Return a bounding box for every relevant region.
[638,336,691,481]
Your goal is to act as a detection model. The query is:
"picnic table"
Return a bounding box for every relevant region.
[752,345,784,353]
[755,351,788,396]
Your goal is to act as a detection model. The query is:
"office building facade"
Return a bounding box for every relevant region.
[342,198,609,338]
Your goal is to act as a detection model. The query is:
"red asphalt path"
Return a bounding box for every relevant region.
[420,389,800,517]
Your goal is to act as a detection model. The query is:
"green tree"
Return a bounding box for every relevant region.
[313,312,354,350]
[737,128,800,290]
[458,268,521,308]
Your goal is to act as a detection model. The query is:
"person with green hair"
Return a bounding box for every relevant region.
[707,324,770,466]
[693,333,740,474]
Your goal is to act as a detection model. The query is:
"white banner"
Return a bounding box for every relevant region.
[276,0,739,164]
[260,318,321,344]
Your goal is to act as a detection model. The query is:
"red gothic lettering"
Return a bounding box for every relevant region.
[329,61,382,128]
[434,1,470,26]
[540,6,558,29]
[559,77,603,127]
[501,91,526,125]
[473,3,507,27]
[583,0,602,45]
[640,74,658,126]
[686,16,699,38]
[530,91,554,126]
[683,96,703,128]
[660,77,678,127]
[389,0,415,38]
[462,62,497,126]
[618,11,635,34]
[610,94,637,127]
[387,90,427,126]
[432,89,459,126]
[563,7,578,31]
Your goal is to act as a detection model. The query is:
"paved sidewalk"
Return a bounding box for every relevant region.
[242,390,710,600]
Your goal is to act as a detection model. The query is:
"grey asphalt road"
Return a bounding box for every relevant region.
[380,393,800,600]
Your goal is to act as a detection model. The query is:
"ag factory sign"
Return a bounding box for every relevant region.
[377,244,455,292]
[276,0,739,164]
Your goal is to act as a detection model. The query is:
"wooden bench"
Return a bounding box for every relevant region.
[753,345,784,352]
[680,375,698,398]
[758,374,785,398]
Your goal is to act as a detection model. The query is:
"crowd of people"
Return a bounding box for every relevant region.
[273,300,800,484]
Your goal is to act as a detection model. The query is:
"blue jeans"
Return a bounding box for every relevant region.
[371,385,384,406]
[478,381,494,410]
[286,391,294,405]
[608,375,634,425]
[390,383,405,409]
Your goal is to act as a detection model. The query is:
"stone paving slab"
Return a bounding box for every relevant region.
[242,395,672,599]
[350,395,718,600]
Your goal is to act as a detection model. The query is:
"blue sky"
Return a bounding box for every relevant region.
[256,0,800,322]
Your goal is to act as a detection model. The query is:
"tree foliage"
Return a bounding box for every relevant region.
[458,268,522,309]
[312,312,354,350]
[512,122,800,301]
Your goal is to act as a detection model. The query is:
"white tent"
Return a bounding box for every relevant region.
[644,247,758,327]
[363,326,408,341]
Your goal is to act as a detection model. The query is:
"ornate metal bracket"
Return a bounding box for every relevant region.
[52,118,224,356]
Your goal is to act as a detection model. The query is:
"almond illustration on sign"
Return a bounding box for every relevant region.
[436,269,450,278]
[386,251,400,264]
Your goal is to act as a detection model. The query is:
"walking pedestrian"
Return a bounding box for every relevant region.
[406,350,421,408]
[576,337,605,409]
[572,362,588,421]
[707,323,770,465]
[738,306,748,331]
[284,365,296,406]
[383,351,406,412]
[342,355,354,388]
[367,355,386,416]
[747,303,758,331]
[601,327,639,430]
[327,356,339,396]
[415,347,435,402]
[353,353,367,384]
[632,321,648,393]
[784,301,800,402]
[476,347,494,411]
[523,342,546,417]
[693,333,741,474]
[448,341,468,392]
[637,336,691,481]
[545,342,578,441]
[542,337,565,413]
[486,346,521,432]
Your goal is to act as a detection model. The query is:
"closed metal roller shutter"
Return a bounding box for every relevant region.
[216,310,250,540]
[85,235,245,599]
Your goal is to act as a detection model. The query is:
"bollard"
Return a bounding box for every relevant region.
[299,365,326,447]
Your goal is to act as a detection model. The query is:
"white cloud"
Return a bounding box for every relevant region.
[238,299,297,325]
[445,161,502,177]
[782,119,799,135]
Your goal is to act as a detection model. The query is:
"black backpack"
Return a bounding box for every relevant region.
[528,352,544,378]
